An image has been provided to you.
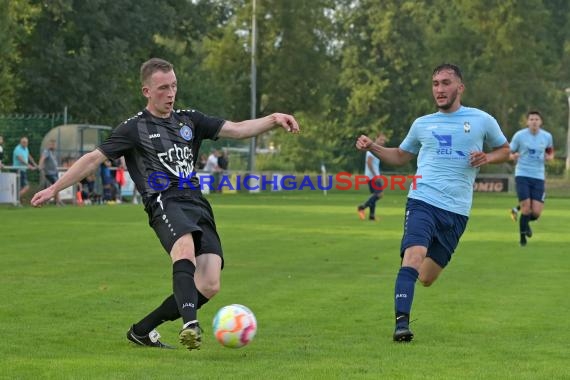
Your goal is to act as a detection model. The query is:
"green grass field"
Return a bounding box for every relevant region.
[2,190,569,379]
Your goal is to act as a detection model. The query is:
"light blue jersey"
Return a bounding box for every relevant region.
[12,144,29,170]
[400,106,507,216]
[364,151,381,178]
[510,128,553,180]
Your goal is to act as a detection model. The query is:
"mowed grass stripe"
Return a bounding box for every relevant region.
[1,191,568,379]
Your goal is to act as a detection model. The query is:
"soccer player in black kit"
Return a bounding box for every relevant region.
[31,58,300,351]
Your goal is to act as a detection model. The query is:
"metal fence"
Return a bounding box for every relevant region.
[0,113,67,184]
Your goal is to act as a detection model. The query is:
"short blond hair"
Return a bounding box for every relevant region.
[140,58,174,85]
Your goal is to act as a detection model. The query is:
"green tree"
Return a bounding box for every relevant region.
[433,1,556,134]
[17,0,185,125]
[0,0,39,113]
[6,0,570,171]
[191,0,340,171]
[333,0,435,172]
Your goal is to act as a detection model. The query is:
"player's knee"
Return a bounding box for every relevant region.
[171,251,196,264]
[418,277,435,287]
[520,205,531,214]
[200,279,220,298]
[418,270,439,287]
[403,255,423,269]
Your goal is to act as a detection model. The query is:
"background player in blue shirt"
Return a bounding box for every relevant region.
[509,111,554,246]
[357,132,387,221]
[356,63,510,342]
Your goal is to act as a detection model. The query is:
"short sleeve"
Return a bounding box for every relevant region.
[484,115,507,148]
[184,109,225,141]
[399,121,421,155]
[97,122,136,160]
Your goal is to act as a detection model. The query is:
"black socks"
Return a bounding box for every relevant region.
[132,295,179,336]
[173,259,198,324]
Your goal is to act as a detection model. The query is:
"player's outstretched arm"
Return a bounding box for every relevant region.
[31,149,107,207]
[217,113,300,140]
[356,134,414,167]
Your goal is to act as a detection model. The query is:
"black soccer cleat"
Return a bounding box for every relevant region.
[127,325,175,349]
[393,326,414,342]
[179,321,203,351]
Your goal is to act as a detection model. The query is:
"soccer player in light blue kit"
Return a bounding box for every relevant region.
[356,63,510,342]
[357,133,387,221]
[509,111,554,246]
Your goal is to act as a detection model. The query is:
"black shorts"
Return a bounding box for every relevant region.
[145,189,224,266]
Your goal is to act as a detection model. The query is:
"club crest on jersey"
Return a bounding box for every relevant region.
[180,124,193,141]
[463,122,471,133]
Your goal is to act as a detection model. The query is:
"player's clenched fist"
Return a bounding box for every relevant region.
[356,135,373,151]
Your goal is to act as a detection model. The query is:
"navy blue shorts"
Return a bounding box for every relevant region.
[18,170,28,188]
[515,176,545,203]
[145,188,224,266]
[400,198,468,268]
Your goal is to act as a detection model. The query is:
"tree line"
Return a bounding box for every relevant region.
[1,0,569,173]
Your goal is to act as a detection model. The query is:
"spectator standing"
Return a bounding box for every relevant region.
[203,150,220,191]
[12,136,38,199]
[39,139,62,205]
[218,149,229,172]
[100,159,115,202]
[196,154,207,170]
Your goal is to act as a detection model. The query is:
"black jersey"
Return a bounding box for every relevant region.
[98,108,224,200]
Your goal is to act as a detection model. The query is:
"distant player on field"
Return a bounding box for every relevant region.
[508,111,554,246]
[356,63,510,342]
[31,58,300,351]
[357,133,387,221]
